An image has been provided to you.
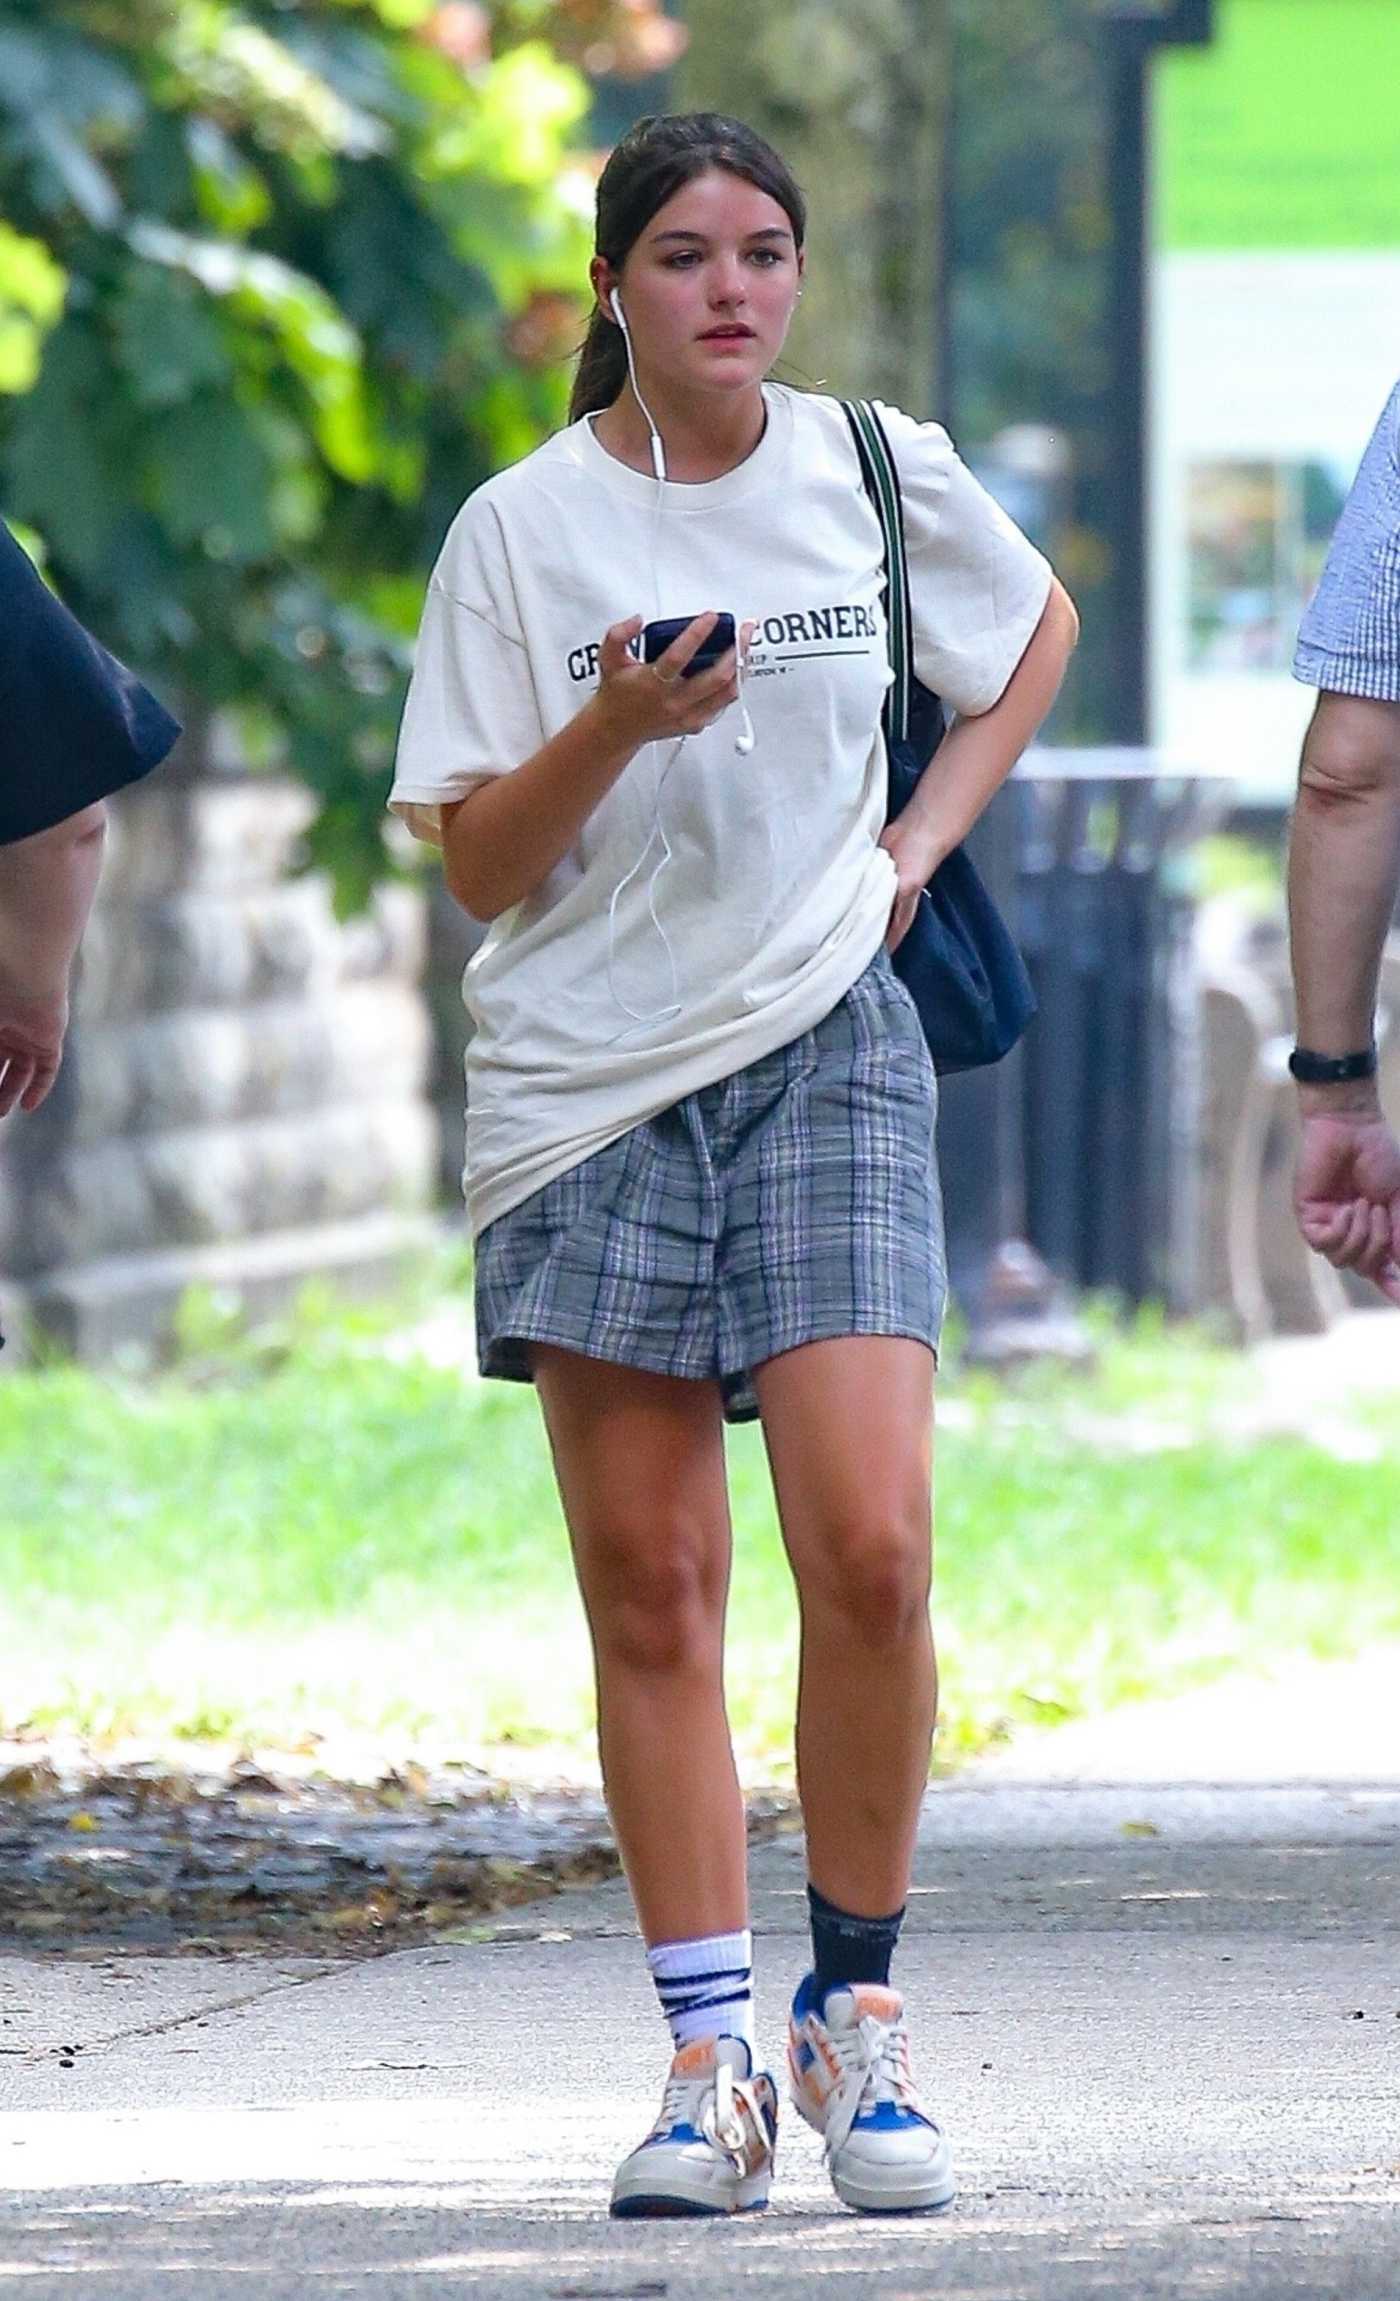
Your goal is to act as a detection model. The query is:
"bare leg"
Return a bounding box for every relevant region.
[533,1347,748,1945]
[753,1335,937,1916]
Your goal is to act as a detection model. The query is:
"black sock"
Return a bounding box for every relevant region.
[807,1881,905,2003]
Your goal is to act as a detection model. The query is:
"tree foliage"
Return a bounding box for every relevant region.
[0,1,675,904]
[680,0,948,418]
[950,0,1113,737]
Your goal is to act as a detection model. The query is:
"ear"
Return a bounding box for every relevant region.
[589,255,619,322]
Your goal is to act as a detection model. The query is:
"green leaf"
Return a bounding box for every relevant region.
[186,114,273,235]
[113,262,233,408]
[4,319,126,576]
[29,113,121,227]
[147,392,276,560]
[0,22,142,133]
[421,42,589,187]
[153,3,387,163]
[0,221,66,395]
[127,221,375,481]
[322,0,436,27]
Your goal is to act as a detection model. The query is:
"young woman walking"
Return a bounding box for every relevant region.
[390,111,1077,2219]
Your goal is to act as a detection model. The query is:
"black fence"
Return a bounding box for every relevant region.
[940,752,1227,1322]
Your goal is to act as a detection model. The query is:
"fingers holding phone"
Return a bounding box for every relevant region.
[596,611,741,747]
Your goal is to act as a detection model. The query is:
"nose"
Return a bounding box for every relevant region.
[708,256,748,307]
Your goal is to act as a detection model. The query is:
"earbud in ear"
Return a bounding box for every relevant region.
[610,290,627,331]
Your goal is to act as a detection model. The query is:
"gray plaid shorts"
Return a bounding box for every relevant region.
[473,948,946,1422]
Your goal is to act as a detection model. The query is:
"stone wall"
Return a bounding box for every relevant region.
[0,747,439,1360]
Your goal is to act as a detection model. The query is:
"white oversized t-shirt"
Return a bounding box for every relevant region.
[389,385,1052,1236]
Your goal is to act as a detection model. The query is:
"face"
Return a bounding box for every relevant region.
[594,167,803,399]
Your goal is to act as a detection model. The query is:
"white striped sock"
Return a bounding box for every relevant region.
[646,1928,754,2051]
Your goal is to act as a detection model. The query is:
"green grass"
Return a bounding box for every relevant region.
[4,1274,1400,1773]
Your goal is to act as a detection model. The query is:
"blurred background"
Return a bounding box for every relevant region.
[3,2,1399,1847]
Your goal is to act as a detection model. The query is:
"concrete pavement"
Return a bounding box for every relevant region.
[3,1774,1399,2296]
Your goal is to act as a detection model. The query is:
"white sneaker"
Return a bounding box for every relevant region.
[788,1975,955,2213]
[610,2034,778,2218]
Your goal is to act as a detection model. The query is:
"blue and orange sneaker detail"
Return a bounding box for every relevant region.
[788,1975,955,2214]
[609,2034,778,2218]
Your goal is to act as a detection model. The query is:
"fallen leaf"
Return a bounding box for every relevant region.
[0,1763,61,1799]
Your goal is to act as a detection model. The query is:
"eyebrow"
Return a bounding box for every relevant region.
[649,227,792,246]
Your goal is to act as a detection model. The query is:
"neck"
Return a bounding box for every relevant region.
[592,377,768,483]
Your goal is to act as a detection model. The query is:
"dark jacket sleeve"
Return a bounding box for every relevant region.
[0,520,182,846]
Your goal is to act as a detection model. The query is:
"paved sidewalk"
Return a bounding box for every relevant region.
[4,1773,1399,2297]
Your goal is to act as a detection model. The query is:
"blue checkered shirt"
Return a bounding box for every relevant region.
[1294,380,1400,703]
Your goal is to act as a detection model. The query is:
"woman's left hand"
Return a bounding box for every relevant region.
[879,815,938,953]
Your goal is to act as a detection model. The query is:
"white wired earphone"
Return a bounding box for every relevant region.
[603,286,755,1030]
[608,288,755,756]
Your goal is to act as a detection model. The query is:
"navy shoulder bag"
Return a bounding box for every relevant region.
[840,398,1036,1074]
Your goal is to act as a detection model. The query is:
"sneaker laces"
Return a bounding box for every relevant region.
[701,2063,773,2178]
[654,2065,708,2136]
[653,2061,771,2178]
[822,2010,923,2160]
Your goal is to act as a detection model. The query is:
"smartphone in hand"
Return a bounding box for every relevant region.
[640,613,737,679]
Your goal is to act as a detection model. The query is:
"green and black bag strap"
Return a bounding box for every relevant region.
[840,396,913,748]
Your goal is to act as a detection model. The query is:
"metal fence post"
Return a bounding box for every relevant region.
[1012,747,1227,1313]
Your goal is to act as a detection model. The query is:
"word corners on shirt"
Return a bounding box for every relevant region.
[564,600,879,685]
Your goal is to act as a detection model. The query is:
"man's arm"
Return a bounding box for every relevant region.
[1287,692,1400,1302]
[0,803,107,1116]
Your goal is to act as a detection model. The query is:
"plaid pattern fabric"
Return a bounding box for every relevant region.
[1294,381,1400,703]
[474,951,945,1422]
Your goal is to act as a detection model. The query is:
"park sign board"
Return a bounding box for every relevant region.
[1158,0,1400,250]
[1148,0,1400,795]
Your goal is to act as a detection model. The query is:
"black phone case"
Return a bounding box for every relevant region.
[641,614,735,678]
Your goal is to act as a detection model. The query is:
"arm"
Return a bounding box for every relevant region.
[440,613,743,921]
[1287,691,1400,1302]
[880,578,1080,948]
[0,801,107,1115]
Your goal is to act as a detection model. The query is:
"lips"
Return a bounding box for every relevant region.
[700,327,754,341]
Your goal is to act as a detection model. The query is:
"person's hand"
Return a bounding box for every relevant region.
[879,813,939,953]
[0,983,67,1116]
[594,613,742,752]
[1294,1102,1400,1305]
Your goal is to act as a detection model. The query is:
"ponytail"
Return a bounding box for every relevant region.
[569,307,629,423]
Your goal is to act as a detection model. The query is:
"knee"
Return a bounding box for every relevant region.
[587,1528,725,1676]
[809,1514,932,1647]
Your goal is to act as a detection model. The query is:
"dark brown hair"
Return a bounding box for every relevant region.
[568,112,806,423]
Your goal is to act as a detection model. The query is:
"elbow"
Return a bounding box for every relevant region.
[443,860,500,926]
[440,795,495,923]
[1047,576,1080,655]
[1298,696,1400,810]
[440,792,526,922]
[25,800,108,855]
[70,801,108,852]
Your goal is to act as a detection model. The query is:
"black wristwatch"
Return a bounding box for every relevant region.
[1287,1044,1378,1085]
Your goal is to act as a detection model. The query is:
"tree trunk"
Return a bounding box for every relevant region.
[678,0,950,414]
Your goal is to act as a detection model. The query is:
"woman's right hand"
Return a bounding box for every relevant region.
[594,613,741,750]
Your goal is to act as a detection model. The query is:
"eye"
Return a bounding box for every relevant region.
[747,249,783,267]
[663,252,702,269]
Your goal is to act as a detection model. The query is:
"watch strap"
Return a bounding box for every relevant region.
[1287,1044,1378,1084]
